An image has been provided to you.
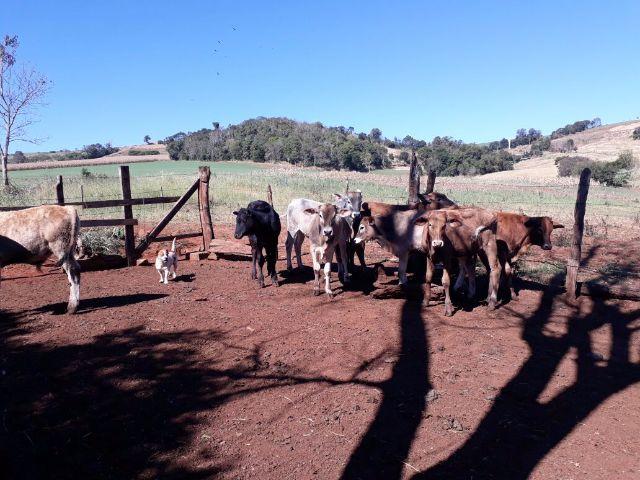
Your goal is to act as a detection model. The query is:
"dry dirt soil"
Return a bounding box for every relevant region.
[1,226,639,480]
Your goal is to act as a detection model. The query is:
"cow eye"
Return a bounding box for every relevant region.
[359,225,364,231]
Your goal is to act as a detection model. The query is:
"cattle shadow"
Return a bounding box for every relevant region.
[174,273,196,282]
[277,265,315,285]
[340,288,431,479]
[410,254,640,479]
[32,293,168,315]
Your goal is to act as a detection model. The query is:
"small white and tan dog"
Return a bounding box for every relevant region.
[155,238,178,284]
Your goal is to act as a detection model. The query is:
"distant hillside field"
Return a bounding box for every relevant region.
[484,120,640,183]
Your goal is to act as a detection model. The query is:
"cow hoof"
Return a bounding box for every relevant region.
[422,299,430,308]
[327,292,334,299]
[273,278,280,287]
[250,273,257,280]
[487,300,497,310]
[313,289,321,296]
[444,305,454,317]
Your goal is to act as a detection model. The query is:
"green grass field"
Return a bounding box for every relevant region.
[3,161,640,241]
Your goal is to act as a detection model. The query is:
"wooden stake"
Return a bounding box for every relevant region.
[408,150,420,205]
[56,175,65,205]
[267,184,274,207]
[425,170,436,195]
[198,166,214,250]
[565,168,591,299]
[119,166,136,266]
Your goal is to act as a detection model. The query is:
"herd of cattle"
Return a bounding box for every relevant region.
[0,189,563,316]
[232,190,564,316]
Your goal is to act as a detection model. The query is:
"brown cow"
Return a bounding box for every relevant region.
[483,212,564,298]
[415,208,501,316]
[304,203,353,297]
[360,191,456,217]
[0,205,81,313]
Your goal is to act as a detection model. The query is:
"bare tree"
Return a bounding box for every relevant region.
[0,35,51,186]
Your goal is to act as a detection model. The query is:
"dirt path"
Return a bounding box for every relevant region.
[1,229,639,479]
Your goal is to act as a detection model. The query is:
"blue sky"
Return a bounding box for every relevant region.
[3,0,640,152]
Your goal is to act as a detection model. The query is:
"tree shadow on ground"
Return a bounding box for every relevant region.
[411,253,640,479]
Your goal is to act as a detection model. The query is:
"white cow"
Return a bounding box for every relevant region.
[0,205,81,313]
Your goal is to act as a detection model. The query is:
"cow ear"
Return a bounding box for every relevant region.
[417,193,431,205]
[337,208,352,218]
[232,211,238,216]
[304,208,318,215]
[553,223,565,229]
[414,214,429,225]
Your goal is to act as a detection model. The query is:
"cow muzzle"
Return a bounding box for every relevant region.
[431,239,444,248]
[234,233,242,239]
[323,228,333,238]
[542,243,552,250]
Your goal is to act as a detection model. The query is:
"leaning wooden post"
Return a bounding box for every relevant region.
[267,184,274,207]
[408,150,420,205]
[198,166,214,250]
[56,175,65,205]
[119,166,136,266]
[425,169,437,194]
[565,168,591,299]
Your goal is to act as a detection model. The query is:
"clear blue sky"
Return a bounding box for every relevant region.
[4,0,640,152]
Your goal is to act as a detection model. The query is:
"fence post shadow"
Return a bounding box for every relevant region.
[341,288,430,480]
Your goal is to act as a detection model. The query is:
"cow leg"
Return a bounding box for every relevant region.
[423,256,434,307]
[256,248,266,288]
[311,249,321,296]
[294,232,305,270]
[466,257,477,300]
[285,232,294,271]
[250,244,258,280]
[62,257,81,314]
[266,243,279,287]
[398,252,409,286]
[442,261,454,317]
[356,242,366,267]
[338,239,350,284]
[323,246,335,298]
[158,270,164,283]
[505,260,516,299]
[453,257,467,293]
[486,251,502,309]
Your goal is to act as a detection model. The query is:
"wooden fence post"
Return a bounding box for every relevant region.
[565,168,591,299]
[198,166,214,250]
[425,169,437,195]
[267,184,274,207]
[119,166,136,266]
[408,150,420,205]
[56,175,65,205]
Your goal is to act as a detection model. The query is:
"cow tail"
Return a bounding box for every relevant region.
[474,217,498,239]
[171,237,177,253]
[57,208,82,266]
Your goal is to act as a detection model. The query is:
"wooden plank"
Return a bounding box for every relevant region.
[81,196,180,209]
[267,184,274,206]
[120,166,136,266]
[151,232,202,243]
[198,166,214,249]
[134,176,200,256]
[408,150,420,205]
[565,168,591,300]
[56,176,65,205]
[80,218,139,227]
[0,205,35,211]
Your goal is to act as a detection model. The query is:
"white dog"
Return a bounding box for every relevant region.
[155,238,178,284]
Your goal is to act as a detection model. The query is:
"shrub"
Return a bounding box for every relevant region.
[82,143,118,159]
[80,228,124,256]
[555,156,594,177]
[633,127,640,140]
[399,151,410,163]
[9,151,27,164]
[127,149,160,156]
[591,151,635,187]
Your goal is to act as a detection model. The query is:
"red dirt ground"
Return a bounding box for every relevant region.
[1,226,639,480]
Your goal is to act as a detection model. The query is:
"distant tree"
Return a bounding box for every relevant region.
[82,143,118,159]
[369,127,382,143]
[10,150,26,163]
[632,126,640,140]
[590,117,602,128]
[143,134,151,144]
[357,132,367,140]
[212,122,220,130]
[0,35,51,186]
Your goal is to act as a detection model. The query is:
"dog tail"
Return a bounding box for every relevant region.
[171,237,177,253]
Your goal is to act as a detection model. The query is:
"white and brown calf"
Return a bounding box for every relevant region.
[305,203,352,297]
[0,205,81,313]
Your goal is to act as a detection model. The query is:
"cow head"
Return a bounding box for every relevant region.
[233,208,256,239]
[345,190,363,218]
[333,193,358,218]
[305,203,352,240]
[525,216,565,250]
[415,210,462,255]
[417,192,457,211]
[354,216,378,244]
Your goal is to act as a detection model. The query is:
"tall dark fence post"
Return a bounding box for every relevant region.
[198,166,214,250]
[425,170,436,194]
[119,166,136,266]
[56,175,65,205]
[408,150,420,205]
[565,168,591,299]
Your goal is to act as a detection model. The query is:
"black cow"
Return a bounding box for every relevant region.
[233,200,281,288]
